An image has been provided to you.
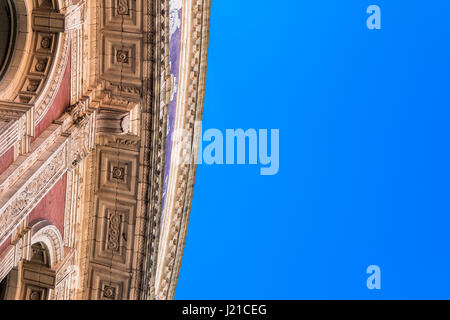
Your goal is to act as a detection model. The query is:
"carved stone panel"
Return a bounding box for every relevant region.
[97,148,138,199]
[92,198,136,269]
[88,264,131,300]
[102,0,143,33]
[101,31,142,86]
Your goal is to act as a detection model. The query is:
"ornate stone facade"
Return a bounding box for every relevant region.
[0,0,210,300]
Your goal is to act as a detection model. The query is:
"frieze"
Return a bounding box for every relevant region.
[0,124,63,195]
[97,133,140,151]
[0,139,69,245]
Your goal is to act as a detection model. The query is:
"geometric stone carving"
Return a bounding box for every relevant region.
[154,0,211,300]
[88,264,131,300]
[116,50,129,64]
[107,211,122,251]
[34,57,49,73]
[23,79,41,93]
[101,32,142,85]
[40,36,52,50]
[112,167,125,181]
[102,0,143,33]
[97,149,138,199]
[102,285,116,299]
[92,198,135,269]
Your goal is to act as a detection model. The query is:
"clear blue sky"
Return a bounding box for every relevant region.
[176,0,450,299]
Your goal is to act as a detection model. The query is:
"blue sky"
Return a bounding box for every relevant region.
[175,1,450,299]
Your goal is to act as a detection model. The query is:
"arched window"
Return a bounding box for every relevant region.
[0,221,62,300]
[30,243,50,267]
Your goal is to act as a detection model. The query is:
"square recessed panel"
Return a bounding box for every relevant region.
[102,0,143,33]
[98,148,138,198]
[29,55,51,75]
[20,77,43,95]
[35,33,56,54]
[101,32,142,84]
[89,265,130,300]
[101,283,118,299]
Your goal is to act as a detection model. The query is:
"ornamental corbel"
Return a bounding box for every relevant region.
[64,100,95,169]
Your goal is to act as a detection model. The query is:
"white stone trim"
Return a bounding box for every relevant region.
[31,223,64,267]
[0,133,69,246]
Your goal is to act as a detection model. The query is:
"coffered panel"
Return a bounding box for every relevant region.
[91,197,136,269]
[102,0,143,33]
[88,264,131,300]
[97,148,138,199]
[101,31,142,85]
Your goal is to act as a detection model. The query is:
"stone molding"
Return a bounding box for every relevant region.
[30,221,64,267]
[0,134,69,246]
[0,221,32,283]
[138,0,171,300]
[0,110,96,249]
[154,0,210,300]
[0,101,34,157]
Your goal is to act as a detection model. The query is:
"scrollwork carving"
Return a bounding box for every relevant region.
[107,212,122,251]
[117,0,129,15]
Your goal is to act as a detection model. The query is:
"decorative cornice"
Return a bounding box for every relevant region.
[154,0,210,300]
[0,124,62,195]
[0,136,69,246]
[138,0,172,300]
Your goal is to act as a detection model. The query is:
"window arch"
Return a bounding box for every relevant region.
[30,219,64,267]
[0,220,62,300]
